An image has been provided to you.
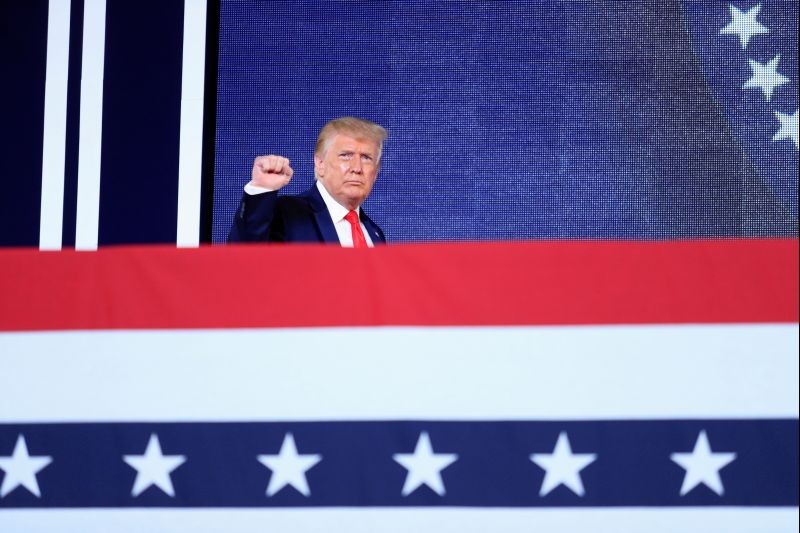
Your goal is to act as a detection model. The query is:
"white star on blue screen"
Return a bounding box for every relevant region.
[773,109,799,149]
[743,54,790,101]
[720,3,769,49]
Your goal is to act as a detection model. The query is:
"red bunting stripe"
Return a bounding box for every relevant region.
[0,239,797,331]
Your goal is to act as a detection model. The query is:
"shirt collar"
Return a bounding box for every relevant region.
[316,180,359,222]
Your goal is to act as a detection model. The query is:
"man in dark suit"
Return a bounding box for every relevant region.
[228,117,387,246]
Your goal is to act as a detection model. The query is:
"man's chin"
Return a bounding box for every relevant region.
[343,184,369,196]
[338,190,368,209]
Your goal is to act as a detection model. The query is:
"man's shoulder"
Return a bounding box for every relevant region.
[274,186,322,214]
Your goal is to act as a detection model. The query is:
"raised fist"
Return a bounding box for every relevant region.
[252,155,294,190]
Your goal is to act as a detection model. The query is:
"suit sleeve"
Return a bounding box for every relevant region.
[227,191,283,242]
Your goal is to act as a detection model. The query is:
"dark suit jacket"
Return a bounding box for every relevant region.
[227,184,386,244]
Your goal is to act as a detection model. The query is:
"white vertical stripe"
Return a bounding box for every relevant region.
[38,0,71,251]
[176,0,208,248]
[74,0,107,251]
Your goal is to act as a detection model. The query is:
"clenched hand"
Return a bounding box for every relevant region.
[252,155,294,190]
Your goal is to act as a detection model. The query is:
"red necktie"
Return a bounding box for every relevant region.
[344,210,368,248]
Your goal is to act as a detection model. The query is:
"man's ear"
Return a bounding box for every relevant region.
[314,155,324,178]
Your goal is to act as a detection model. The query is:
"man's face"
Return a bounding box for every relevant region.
[315,134,380,210]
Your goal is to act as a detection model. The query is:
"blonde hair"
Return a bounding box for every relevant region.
[314,117,389,163]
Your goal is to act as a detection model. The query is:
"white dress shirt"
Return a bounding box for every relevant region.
[243,180,374,247]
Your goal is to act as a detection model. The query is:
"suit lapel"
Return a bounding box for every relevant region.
[360,210,386,245]
[305,183,386,245]
[306,185,340,244]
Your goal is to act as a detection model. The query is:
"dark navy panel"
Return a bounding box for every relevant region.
[98,0,185,245]
[0,1,48,247]
[61,0,85,248]
[200,0,221,243]
[0,419,796,507]
[212,0,798,242]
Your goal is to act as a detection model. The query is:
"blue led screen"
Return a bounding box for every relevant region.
[212,0,798,243]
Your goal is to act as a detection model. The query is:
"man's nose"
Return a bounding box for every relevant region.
[350,158,363,173]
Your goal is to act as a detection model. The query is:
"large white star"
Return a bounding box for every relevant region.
[257,433,321,497]
[0,435,53,498]
[720,3,769,49]
[530,432,596,497]
[773,109,799,149]
[393,431,458,496]
[123,433,186,497]
[743,55,790,101]
[670,430,736,496]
